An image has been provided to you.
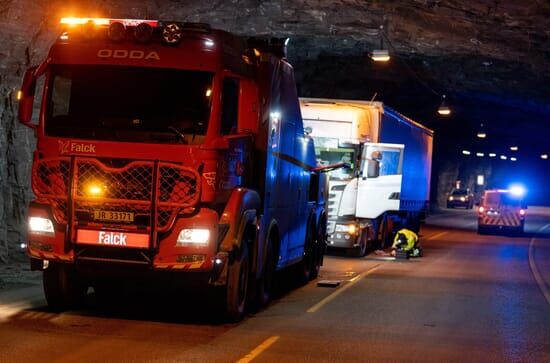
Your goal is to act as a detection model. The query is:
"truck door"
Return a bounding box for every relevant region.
[356,143,404,219]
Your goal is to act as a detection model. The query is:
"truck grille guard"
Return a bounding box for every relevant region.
[32,156,201,243]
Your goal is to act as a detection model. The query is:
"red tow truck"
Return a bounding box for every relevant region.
[18,17,327,320]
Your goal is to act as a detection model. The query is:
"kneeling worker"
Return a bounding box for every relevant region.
[391,228,423,257]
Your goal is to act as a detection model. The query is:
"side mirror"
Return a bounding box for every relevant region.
[18,66,39,129]
[206,137,229,151]
[366,159,380,178]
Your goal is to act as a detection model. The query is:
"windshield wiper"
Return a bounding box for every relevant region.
[167,126,188,144]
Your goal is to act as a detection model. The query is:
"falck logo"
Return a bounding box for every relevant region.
[203,172,217,188]
[58,140,70,154]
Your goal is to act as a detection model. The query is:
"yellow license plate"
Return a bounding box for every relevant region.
[93,210,134,223]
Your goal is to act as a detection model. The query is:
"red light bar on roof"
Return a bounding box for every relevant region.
[60,17,159,28]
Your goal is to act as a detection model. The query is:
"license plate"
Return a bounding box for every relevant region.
[77,229,149,249]
[93,210,134,223]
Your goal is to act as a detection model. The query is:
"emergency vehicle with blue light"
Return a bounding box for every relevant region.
[477,188,526,234]
[18,17,328,320]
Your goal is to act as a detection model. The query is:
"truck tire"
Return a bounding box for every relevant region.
[256,238,275,308]
[225,241,250,322]
[43,263,87,311]
[477,225,489,235]
[350,233,367,258]
[311,217,327,279]
[296,221,316,285]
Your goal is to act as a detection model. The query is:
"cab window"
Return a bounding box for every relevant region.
[221,78,240,135]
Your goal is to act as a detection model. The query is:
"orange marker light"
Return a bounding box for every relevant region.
[60,17,110,26]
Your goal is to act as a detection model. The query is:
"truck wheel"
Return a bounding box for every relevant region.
[311,218,327,279]
[256,239,275,308]
[351,236,367,257]
[225,242,250,322]
[296,222,316,285]
[43,263,87,311]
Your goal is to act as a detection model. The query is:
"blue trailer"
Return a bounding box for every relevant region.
[301,99,433,256]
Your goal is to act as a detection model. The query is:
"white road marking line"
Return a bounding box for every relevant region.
[236,336,280,363]
[307,264,381,313]
[528,223,550,305]
[426,231,449,241]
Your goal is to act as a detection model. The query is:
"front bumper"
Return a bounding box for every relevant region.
[327,232,358,249]
[447,200,471,208]
[27,203,226,275]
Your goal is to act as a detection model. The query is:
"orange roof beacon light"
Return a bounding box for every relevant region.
[59,17,161,44]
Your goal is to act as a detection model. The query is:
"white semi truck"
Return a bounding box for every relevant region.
[300,98,433,256]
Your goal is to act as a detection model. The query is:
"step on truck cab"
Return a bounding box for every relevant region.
[18,17,327,320]
[300,98,433,257]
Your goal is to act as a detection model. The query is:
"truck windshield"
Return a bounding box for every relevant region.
[45,65,213,145]
[313,137,356,180]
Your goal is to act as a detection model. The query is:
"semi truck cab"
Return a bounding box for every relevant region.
[301,98,433,257]
[19,17,327,320]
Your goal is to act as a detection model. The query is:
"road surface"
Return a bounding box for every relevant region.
[0,207,548,362]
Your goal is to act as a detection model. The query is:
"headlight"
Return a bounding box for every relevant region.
[334,224,357,234]
[449,196,454,201]
[29,217,55,236]
[460,197,466,202]
[177,229,210,245]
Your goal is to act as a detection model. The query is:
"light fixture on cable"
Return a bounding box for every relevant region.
[437,94,451,116]
[370,25,390,62]
[476,123,487,138]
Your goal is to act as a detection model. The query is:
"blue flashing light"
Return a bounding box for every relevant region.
[509,184,526,198]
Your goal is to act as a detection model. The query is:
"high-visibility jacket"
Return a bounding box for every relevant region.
[392,228,418,251]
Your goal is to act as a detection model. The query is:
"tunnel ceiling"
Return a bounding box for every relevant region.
[73,0,548,151]
[1,0,548,157]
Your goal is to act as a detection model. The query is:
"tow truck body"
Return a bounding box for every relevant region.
[300,98,433,256]
[19,18,327,319]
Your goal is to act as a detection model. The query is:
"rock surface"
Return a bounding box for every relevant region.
[0,1,548,260]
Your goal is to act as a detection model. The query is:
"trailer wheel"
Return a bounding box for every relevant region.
[43,263,87,311]
[256,238,275,308]
[225,241,250,321]
[311,216,327,279]
[296,221,316,285]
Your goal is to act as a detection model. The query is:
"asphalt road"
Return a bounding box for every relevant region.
[0,208,549,362]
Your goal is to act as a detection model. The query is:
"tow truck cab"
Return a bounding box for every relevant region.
[18,18,327,319]
[477,189,526,234]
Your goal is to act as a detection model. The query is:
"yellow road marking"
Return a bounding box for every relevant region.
[529,223,550,305]
[307,264,381,313]
[426,231,449,241]
[236,336,280,363]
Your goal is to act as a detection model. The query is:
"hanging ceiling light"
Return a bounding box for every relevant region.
[476,123,487,138]
[370,26,390,62]
[437,94,451,116]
